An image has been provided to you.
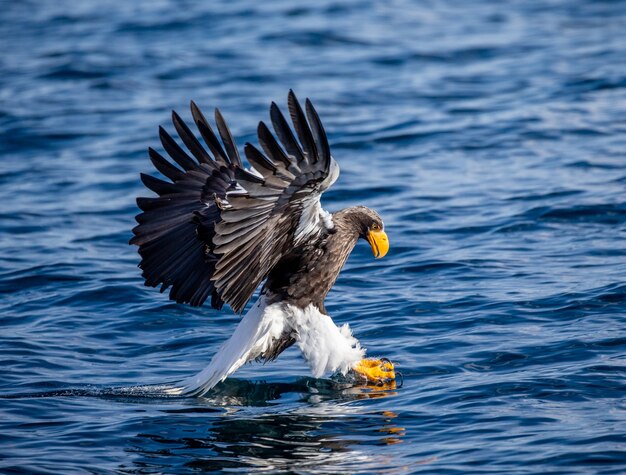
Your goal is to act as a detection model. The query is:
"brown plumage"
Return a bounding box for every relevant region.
[263,206,383,314]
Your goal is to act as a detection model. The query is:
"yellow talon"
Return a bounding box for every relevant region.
[353,358,396,384]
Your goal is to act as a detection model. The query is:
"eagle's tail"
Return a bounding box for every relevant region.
[167,297,289,397]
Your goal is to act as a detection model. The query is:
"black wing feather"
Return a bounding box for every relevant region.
[270,102,306,167]
[305,98,331,167]
[148,147,186,182]
[158,126,197,171]
[140,173,179,195]
[215,108,243,168]
[172,111,214,166]
[258,121,299,175]
[190,101,231,166]
[132,103,238,308]
[287,89,317,164]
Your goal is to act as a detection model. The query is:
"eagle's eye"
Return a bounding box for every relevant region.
[371,223,381,231]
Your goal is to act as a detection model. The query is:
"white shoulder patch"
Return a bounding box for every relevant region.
[293,156,339,244]
[294,199,334,244]
[320,207,334,230]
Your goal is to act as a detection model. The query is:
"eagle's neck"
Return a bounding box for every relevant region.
[263,210,360,313]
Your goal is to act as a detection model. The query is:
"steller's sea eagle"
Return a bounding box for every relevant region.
[131,91,394,396]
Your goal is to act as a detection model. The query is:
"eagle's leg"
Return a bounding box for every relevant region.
[352,358,396,384]
[287,305,396,385]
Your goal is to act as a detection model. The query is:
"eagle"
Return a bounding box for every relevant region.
[131,91,394,396]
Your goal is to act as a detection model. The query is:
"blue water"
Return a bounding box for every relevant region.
[1,0,625,473]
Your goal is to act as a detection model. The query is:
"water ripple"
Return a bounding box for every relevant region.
[1,0,625,473]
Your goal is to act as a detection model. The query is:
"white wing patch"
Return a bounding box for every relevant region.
[293,156,339,243]
[294,199,334,244]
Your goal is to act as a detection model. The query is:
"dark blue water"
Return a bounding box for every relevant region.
[2,0,626,473]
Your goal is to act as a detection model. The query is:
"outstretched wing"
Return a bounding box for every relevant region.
[131,91,338,313]
[212,90,338,312]
[130,103,241,308]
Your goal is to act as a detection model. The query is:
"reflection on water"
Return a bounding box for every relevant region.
[197,375,400,406]
[122,378,408,473]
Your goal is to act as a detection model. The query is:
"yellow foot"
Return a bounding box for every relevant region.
[353,358,396,384]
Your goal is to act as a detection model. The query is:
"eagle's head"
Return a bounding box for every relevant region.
[342,206,389,259]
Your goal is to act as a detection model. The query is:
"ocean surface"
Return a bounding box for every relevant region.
[1,0,625,473]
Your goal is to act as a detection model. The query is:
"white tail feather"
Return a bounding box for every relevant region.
[169,297,286,396]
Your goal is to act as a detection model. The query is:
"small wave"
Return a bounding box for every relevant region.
[521,203,626,224]
[0,384,182,400]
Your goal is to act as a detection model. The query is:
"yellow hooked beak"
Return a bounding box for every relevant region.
[367,229,389,258]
